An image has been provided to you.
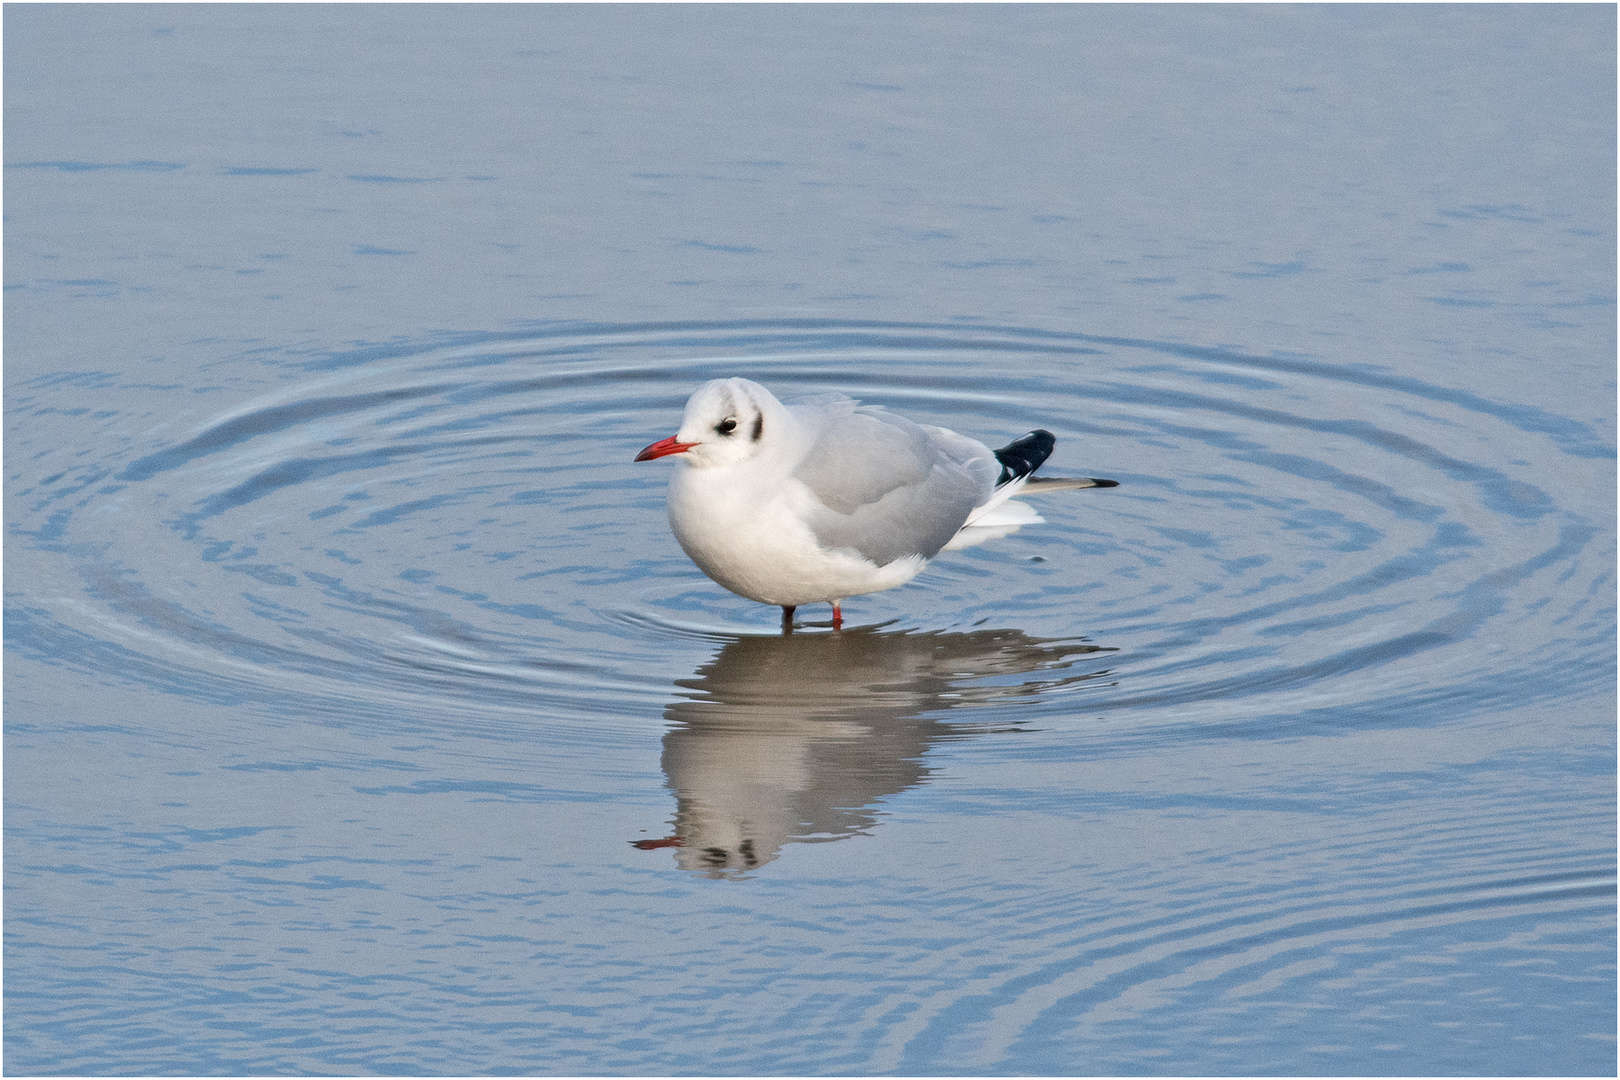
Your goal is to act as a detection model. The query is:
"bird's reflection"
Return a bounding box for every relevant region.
[633,627,1114,878]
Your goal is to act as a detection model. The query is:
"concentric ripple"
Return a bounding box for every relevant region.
[7,318,1614,1074]
[9,319,1612,744]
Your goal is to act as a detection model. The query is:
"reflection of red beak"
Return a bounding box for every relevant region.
[635,435,696,461]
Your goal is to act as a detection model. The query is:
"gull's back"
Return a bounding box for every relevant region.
[788,397,997,566]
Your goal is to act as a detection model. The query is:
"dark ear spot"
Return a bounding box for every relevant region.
[751,413,764,441]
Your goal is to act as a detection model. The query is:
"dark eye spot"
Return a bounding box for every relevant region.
[716,418,738,435]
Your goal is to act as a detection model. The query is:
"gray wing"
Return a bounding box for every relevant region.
[789,400,998,565]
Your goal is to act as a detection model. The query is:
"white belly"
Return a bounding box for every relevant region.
[667,466,925,606]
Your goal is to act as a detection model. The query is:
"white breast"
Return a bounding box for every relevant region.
[667,461,927,607]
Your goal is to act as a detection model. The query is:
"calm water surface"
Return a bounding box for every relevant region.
[6,6,1614,1076]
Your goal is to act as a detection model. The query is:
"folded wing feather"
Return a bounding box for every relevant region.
[790,403,999,566]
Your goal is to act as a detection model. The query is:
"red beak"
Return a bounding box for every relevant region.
[634,435,696,461]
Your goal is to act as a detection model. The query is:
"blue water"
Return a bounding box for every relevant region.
[6,6,1614,1076]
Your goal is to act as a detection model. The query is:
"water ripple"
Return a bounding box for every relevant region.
[9,320,1610,750]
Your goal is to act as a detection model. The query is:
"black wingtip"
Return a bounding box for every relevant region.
[993,429,1056,485]
[1090,478,1119,488]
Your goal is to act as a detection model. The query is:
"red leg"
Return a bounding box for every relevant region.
[831,601,842,630]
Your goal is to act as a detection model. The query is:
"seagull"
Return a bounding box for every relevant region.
[635,378,1116,630]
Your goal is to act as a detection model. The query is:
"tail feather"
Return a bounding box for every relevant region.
[943,431,1116,552]
[943,498,1043,551]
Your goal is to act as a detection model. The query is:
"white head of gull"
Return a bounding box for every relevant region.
[635,378,1116,630]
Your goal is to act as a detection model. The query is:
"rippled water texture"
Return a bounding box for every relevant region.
[6,6,1614,1077]
[13,322,1614,737]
